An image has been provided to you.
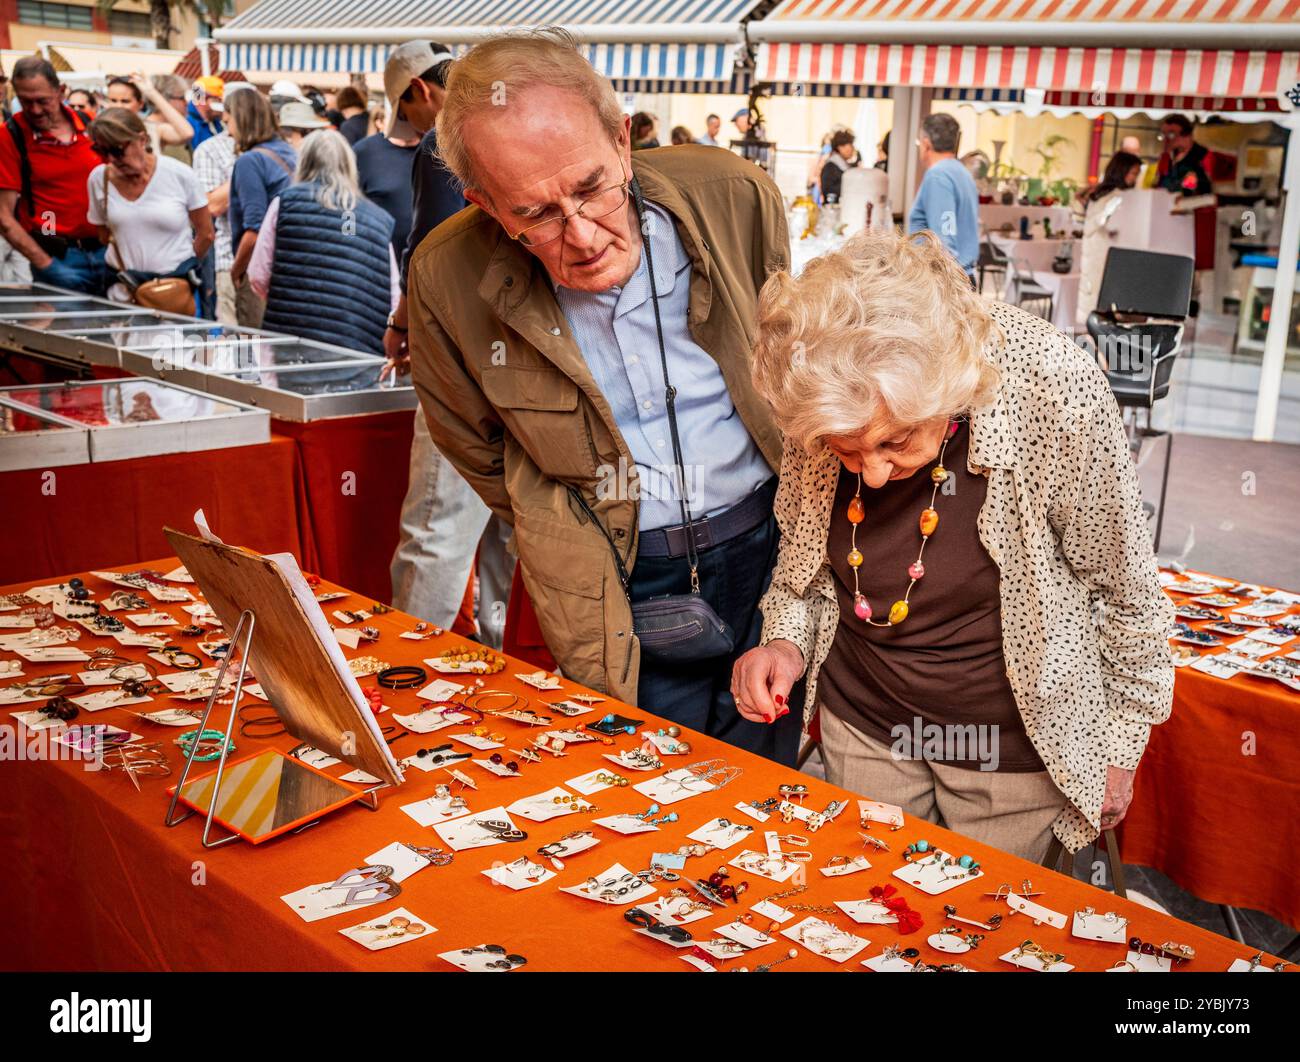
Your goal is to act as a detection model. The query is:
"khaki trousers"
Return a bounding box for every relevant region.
[818,707,1067,864]
[234,274,265,329]
[215,269,237,325]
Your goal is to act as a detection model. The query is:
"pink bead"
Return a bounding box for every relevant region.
[908,562,926,580]
[853,594,872,621]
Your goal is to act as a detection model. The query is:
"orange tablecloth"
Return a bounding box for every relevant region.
[0,409,422,609]
[1119,570,1300,930]
[0,560,1283,972]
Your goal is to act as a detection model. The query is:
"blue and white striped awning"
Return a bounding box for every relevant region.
[218,0,760,88]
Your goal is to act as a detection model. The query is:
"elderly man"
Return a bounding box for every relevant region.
[408,30,798,762]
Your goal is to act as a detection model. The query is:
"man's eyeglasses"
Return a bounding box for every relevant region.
[509,180,629,247]
[91,143,128,161]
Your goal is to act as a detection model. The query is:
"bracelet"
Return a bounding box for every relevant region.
[176,728,234,762]
[237,706,285,738]
[376,665,427,690]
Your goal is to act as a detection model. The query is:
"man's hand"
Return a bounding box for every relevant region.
[730,639,804,724]
[381,326,409,381]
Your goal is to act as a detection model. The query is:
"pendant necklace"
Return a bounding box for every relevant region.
[846,419,959,627]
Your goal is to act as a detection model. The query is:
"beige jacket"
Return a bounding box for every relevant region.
[407,147,789,704]
[759,301,1175,851]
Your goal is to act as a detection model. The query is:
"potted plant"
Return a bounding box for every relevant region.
[1029,134,1071,204]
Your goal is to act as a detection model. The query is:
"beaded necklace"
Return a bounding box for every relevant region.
[846,420,959,627]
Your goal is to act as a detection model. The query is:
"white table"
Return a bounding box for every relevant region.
[990,234,1075,275]
[789,232,848,277]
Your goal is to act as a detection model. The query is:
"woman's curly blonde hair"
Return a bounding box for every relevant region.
[751,228,1002,451]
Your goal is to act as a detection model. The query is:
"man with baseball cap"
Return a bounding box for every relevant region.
[188,74,224,149]
[382,41,515,650]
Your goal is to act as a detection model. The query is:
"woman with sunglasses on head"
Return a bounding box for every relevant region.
[104,74,193,158]
[85,107,212,305]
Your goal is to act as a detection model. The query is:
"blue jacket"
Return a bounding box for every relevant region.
[186,101,222,149]
[262,182,394,355]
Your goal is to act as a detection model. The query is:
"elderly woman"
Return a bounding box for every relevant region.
[731,229,1174,862]
[249,129,396,354]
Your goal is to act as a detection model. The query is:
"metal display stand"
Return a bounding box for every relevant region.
[164,609,386,848]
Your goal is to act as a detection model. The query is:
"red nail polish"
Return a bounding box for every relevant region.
[778,707,789,718]
[775,694,786,705]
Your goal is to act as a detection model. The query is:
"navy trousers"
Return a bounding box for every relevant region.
[630,514,803,766]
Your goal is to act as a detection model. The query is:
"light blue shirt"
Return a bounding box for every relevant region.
[908,157,980,274]
[554,202,770,531]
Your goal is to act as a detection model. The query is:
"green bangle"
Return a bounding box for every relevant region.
[176,728,234,763]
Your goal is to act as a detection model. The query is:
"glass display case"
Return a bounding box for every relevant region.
[0,379,269,463]
[0,284,416,421]
[0,398,90,471]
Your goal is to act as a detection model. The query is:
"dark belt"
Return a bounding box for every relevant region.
[637,476,777,560]
[31,232,103,259]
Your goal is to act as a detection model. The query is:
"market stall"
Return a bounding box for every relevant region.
[748,1,1300,438]
[0,557,1287,973]
[0,284,421,604]
[1120,568,1300,934]
[214,0,759,95]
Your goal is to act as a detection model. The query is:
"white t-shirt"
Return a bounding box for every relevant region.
[86,155,206,302]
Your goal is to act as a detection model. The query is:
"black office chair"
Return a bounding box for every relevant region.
[1086,247,1195,554]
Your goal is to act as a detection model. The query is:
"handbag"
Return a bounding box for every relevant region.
[100,167,196,316]
[566,179,736,665]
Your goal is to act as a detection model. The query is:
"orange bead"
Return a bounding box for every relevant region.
[919,508,939,536]
[847,548,863,568]
[847,496,865,524]
[888,600,910,624]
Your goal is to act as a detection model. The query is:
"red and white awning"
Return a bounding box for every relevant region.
[751,0,1300,105]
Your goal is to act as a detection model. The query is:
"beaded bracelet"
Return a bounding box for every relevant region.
[176,728,234,762]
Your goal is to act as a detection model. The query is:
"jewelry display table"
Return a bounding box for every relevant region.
[1120,569,1300,933]
[0,560,1285,972]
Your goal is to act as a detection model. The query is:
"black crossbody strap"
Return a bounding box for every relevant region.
[5,116,34,220]
[629,178,702,592]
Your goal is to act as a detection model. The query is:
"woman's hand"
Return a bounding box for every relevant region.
[730,640,804,724]
[131,72,160,103]
[1100,765,1136,829]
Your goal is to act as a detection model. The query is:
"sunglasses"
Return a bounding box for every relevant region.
[91,143,128,161]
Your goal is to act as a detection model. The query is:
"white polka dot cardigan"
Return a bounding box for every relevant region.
[759,301,1175,853]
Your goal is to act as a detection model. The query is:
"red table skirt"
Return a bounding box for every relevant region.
[0,409,477,635]
[0,434,308,586]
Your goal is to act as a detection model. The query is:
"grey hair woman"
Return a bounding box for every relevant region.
[731,227,1174,863]
[248,128,399,354]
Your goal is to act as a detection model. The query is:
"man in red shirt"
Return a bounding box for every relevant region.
[0,57,108,294]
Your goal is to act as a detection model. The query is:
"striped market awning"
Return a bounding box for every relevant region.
[217,0,760,90]
[751,0,1300,108]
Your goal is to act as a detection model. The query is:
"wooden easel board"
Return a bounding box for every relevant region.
[164,527,403,788]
